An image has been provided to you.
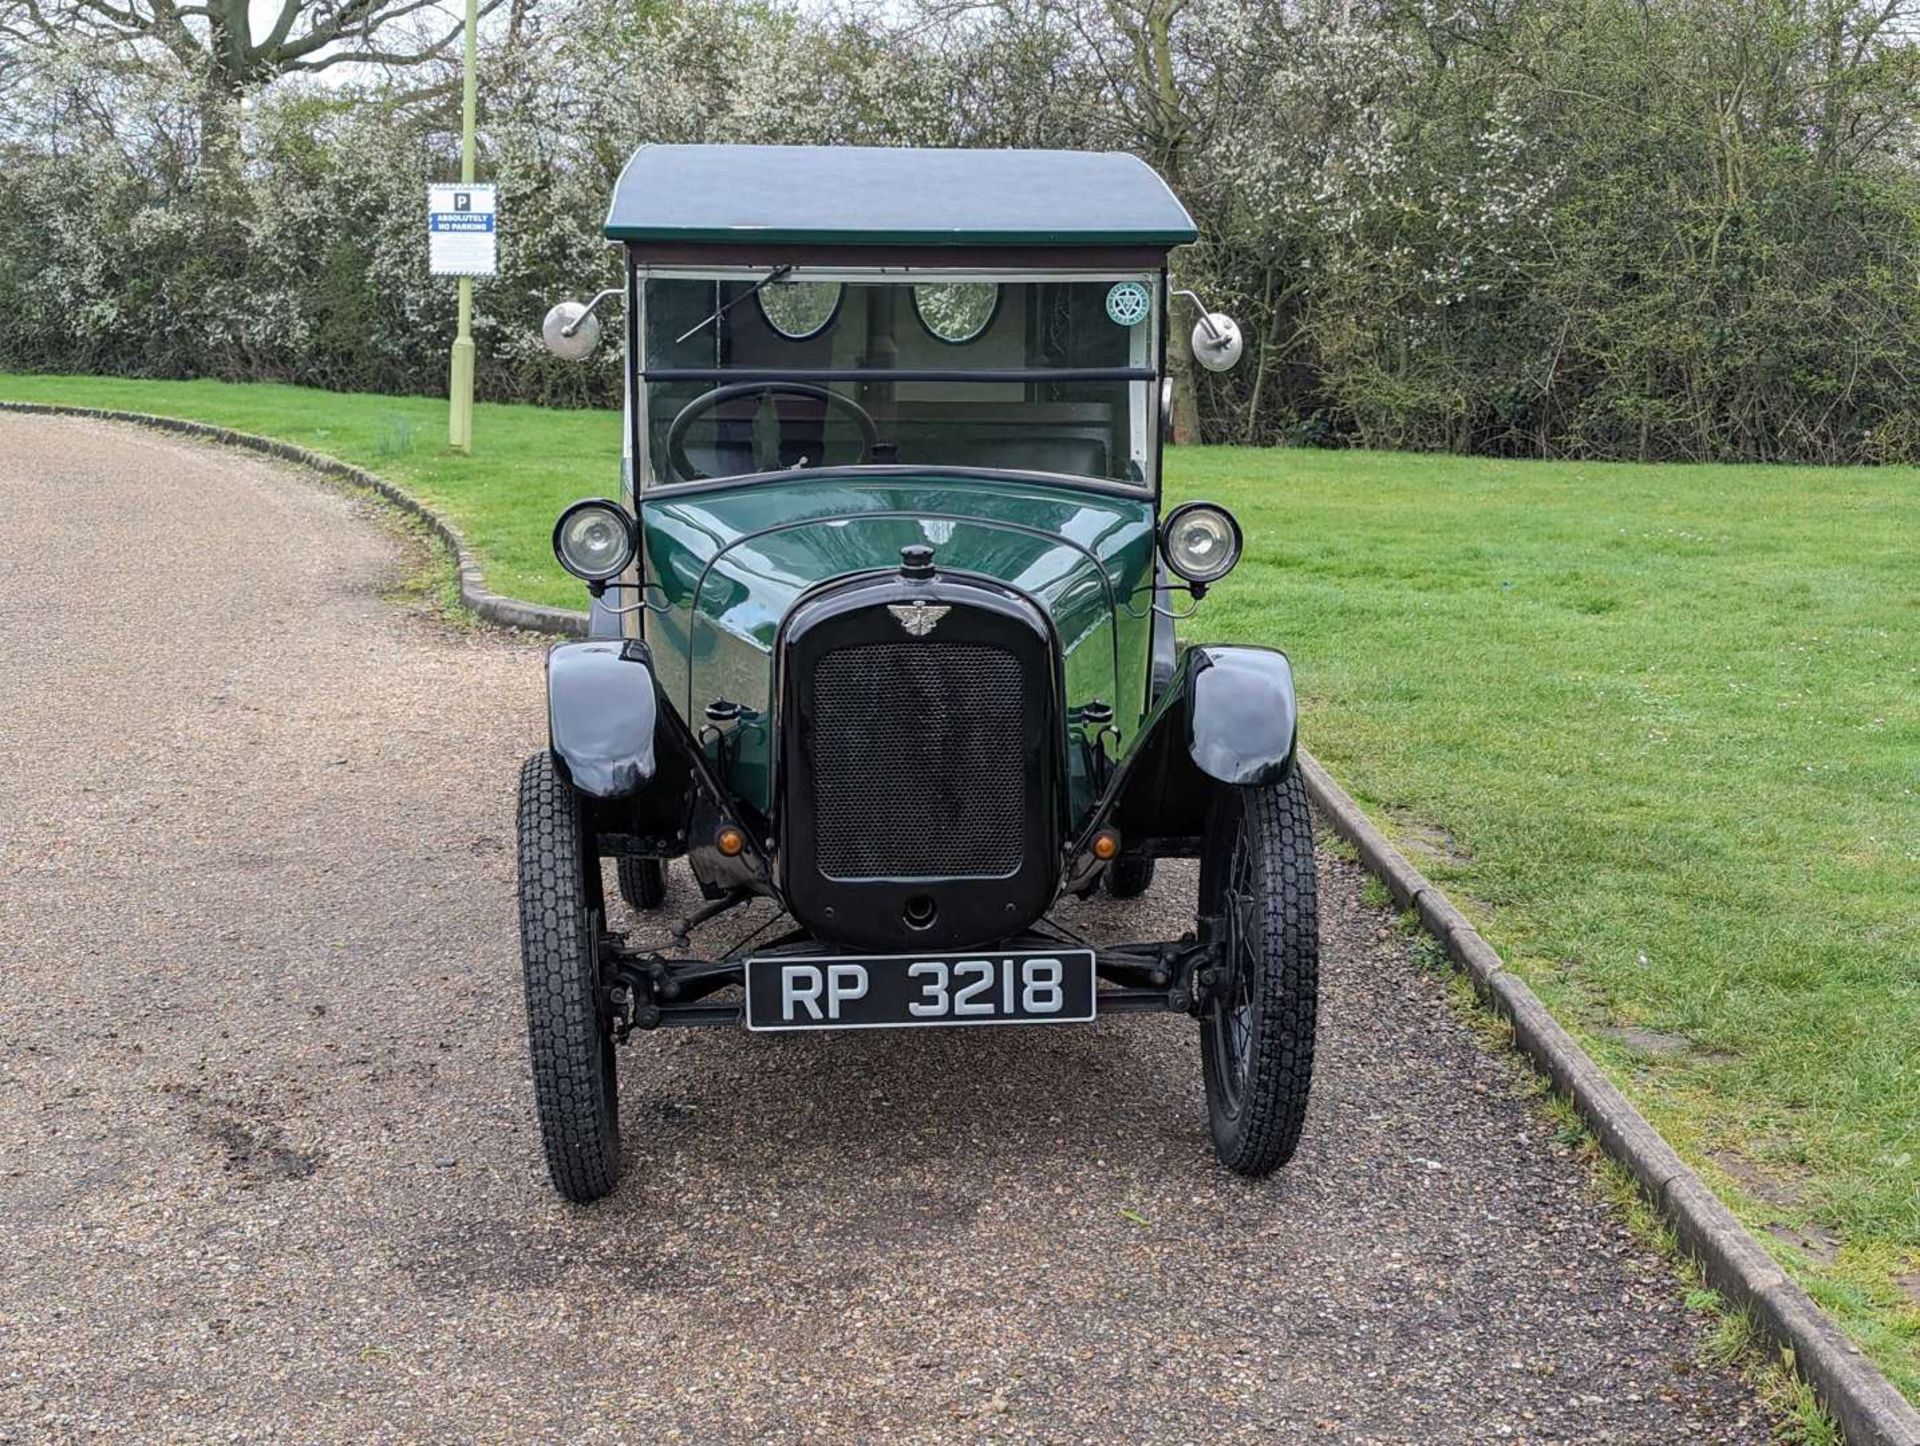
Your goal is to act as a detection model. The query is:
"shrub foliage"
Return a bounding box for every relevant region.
[3,0,1918,463]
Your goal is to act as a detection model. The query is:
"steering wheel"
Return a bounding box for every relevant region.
[664,382,879,483]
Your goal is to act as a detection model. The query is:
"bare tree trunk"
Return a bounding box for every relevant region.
[196,76,243,181]
[1107,0,1204,443]
[1169,299,1203,443]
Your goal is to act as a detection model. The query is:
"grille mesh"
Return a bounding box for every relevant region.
[809,642,1026,880]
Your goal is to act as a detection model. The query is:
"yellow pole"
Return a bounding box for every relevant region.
[447,0,480,452]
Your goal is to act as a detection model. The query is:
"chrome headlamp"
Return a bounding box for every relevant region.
[552,499,637,583]
[1159,502,1243,589]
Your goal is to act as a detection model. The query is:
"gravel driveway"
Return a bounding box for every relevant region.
[0,415,1771,1443]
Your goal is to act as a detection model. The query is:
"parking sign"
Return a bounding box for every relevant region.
[428,183,497,277]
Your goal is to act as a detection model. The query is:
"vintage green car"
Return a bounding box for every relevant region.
[521,144,1316,1203]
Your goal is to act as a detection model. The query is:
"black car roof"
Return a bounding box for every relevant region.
[603,145,1198,249]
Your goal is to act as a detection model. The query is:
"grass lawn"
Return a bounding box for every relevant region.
[6,373,1917,1396]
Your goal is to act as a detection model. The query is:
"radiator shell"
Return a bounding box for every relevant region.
[778,571,1062,952]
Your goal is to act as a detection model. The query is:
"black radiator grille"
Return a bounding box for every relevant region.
[809,642,1026,880]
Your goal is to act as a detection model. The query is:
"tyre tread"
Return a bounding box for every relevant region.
[517,751,621,1203]
[617,854,668,911]
[1202,769,1320,1176]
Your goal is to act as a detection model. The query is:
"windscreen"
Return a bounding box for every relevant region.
[638,273,1159,488]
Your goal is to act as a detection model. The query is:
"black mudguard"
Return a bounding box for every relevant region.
[546,640,657,800]
[1101,645,1298,851]
[1184,645,1298,786]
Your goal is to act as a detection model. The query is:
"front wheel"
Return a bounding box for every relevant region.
[1197,768,1319,1176]
[518,751,621,1203]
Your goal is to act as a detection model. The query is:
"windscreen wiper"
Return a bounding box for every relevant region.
[674,266,795,344]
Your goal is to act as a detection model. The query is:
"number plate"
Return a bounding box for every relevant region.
[744,949,1097,1032]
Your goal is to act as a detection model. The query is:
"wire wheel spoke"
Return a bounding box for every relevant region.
[1210,804,1263,1112]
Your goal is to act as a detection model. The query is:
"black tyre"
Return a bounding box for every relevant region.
[1197,767,1319,1176]
[616,854,668,911]
[517,751,621,1203]
[1103,853,1156,898]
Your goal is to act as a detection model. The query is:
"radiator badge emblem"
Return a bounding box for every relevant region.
[887,601,950,637]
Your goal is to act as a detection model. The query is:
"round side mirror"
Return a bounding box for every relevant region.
[542,301,601,362]
[1191,313,1244,372]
